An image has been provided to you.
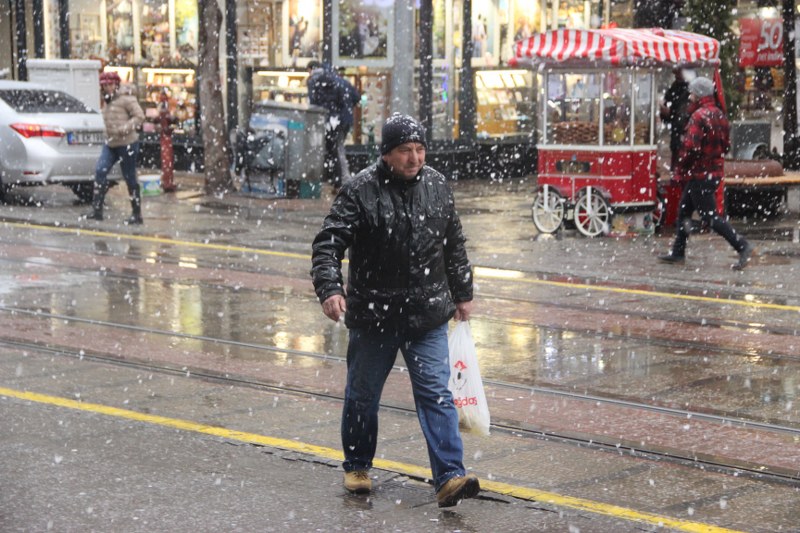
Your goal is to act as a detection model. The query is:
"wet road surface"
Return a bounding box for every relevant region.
[1,176,800,531]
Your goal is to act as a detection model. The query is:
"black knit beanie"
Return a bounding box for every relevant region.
[380,113,427,155]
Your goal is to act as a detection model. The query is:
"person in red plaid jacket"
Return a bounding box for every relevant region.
[659,76,753,271]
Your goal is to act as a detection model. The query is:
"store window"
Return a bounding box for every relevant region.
[140,0,170,66]
[174,0,199,64]
[285,0,322,66]
[107,0,135,64]
[500,0,538,64]
[602,71,631,145]
[239,0,282,67]
[453,0,463,66]
[556,0,593,28]
[433,0,447,60]
[633,71,652,145]
[334,0,393,67]
[509,0,540,53]
[475,68,533,138]
[141,68,197,134]
[543,72,601,145]
[87,0,200,140]
[68,0,104,59]
[471,0,496,65]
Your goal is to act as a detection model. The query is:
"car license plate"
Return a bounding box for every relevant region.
[67,131,105,145]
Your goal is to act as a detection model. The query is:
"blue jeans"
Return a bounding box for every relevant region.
[341,323,466,491]
[95,142,140,193]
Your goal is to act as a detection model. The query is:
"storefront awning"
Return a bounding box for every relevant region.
[512,28,720,67]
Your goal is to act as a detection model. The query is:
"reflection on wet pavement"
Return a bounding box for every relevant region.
[0,251,797,429]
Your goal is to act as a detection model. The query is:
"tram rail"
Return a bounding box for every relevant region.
[0,314,798,486]
[1,224,799,486]
[0,238,798,341]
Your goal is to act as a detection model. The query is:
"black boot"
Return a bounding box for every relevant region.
[84,183,107,221]
[126,184,143,225]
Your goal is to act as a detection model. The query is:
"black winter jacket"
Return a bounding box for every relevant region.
[307,67,360,129]
[311,160,473,336]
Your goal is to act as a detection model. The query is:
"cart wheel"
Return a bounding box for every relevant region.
[651,193,666,232]
[574,188,611,237]
[531,187,565,234]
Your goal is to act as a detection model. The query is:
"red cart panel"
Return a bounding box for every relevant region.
[538,148,657,207]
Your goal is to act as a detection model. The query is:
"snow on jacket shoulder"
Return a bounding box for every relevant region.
[102,84,145,148]
[310,160,472,336]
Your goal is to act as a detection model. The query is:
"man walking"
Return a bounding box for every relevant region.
[306,61,360,190]
[659,77,753,270]
[85,71,145,224]
[310,114,480,507]
[660,66,691,171]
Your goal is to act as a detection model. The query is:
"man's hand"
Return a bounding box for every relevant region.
[453,300,473,321]
[322,294,347,322]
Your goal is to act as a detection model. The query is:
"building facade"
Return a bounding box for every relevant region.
[2,0,797,172]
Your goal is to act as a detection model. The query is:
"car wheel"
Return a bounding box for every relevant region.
[70,183,95,204]
[650,193,666,233]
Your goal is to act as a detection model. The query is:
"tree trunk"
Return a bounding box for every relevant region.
[198,0,233,195]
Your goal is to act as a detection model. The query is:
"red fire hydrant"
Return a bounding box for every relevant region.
[158,91,176,193]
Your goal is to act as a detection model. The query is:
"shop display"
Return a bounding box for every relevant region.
[284,0,322,66]
[348,72,389,144]
[174,0,199,64]
[140,0,171,65]
[239,0,280,67]
[252,70,310,104]
[105,66,134,84]
[140,68,197,134]
[70,12,104,58]
[334,0,393,67]
[474,69,533,137]
[250,69,389,145]
[106,0,135,64]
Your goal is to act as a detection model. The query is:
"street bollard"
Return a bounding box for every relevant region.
[159,91,176,193]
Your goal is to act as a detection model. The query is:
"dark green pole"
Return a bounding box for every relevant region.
[783,0,799,168]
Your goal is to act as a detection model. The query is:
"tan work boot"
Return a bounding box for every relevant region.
[343,470,372,494]
[436,474,480,508]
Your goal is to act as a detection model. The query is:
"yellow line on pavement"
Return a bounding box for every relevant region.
[7,221,799,313]
[3,222,308,261]
[473,266,800,313]
[0,385,743,533]
[519,276,800,312]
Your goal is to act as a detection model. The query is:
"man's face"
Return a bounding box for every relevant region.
[382,142,426,179]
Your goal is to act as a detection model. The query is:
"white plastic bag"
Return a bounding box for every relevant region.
[447,321,491,436]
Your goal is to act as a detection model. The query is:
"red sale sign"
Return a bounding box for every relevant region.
[738,18,784,67]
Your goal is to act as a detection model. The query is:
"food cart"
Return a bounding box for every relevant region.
[512,28,724,236]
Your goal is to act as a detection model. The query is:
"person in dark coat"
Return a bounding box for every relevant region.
[310,114,480,507]
[306,61,360,189]
[659,77,753,270]
[660,66,691,172]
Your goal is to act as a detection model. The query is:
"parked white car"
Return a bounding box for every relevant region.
[0,80,119,202]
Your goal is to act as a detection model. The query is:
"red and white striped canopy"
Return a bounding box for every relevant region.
[513,28,719,66]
